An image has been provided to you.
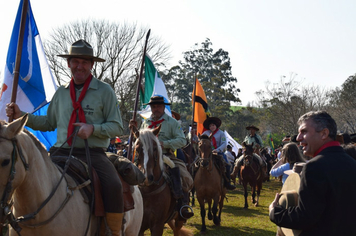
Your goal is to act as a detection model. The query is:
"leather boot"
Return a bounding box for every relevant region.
[170,167,194,220]
[178,192,194,220]
[100,212,124,236]
[224,164,236,190]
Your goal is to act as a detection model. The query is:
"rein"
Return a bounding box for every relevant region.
[0,132,81,235]
[243,154,259,175]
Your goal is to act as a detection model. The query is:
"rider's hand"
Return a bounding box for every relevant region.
[269,192,281,214]
[129,119,137,129]
[73,123,94,140]
[6,103,21,119]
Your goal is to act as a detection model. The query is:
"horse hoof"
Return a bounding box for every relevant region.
[255,203,259,207]
[244,206,248,209]
[213,217,221,226]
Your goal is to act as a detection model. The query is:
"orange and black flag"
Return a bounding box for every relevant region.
[192,78,210,135]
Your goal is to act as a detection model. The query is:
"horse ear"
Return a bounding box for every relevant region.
[208,132,213,140]
[3,114,28,139]
[242,141,246,147]
[153,124,161,136]
[131,125,139,139]
[198,134,202,140]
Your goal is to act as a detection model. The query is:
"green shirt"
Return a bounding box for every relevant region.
[24,76,123,149]
[141,113,186,153]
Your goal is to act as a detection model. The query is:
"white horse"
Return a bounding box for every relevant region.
[122,185,143,236]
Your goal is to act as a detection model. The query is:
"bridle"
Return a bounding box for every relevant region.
[136,140,165,196]
[0,132,84,236]
[243,153,259,175]
[0,138,29,233]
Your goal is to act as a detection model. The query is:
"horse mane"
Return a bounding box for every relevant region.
[136,128,164,171]
[22,128,49,157]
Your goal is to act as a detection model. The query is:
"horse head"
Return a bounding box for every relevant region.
[133,124,164,186]
[242,141,254,166]
[0,115,29,224]
[198,134,213,168]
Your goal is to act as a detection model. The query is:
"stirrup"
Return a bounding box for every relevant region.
[179,205,194,220]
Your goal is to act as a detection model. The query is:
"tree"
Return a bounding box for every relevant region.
[256,73,332,137]
[43,19,171,133]
[163,38,241,129]
[329,75,356,133]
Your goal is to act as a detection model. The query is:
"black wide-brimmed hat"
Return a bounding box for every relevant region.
[57,39,105,62]
[203,117,222,130]
[143,96,171,105]
[246,125,259,131]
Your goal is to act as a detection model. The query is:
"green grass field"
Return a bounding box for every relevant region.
[148,178,282,236]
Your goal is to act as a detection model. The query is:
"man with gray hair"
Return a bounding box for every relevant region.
[269,111,356,235]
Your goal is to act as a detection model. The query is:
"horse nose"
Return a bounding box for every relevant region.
[147,174,154,183]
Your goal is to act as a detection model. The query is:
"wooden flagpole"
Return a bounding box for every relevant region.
[127,29,151,162]
[9,0,29,122]
[189,75,198,160]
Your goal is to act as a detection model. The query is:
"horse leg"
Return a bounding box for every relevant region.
[198,198,207,233]
[207,199,213,220]
[191,187,195,207]
[251,185,256,204]
[243,183,249,209]
[255,182,262,207]
[212,196,221,226]
[217,191,225,225]
[150,223,165,236]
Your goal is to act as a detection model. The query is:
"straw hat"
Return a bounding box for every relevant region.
[277,173,302,236]
[57,39,105,62]
[284,162,306,176]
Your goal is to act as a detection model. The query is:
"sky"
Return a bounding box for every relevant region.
[0,0,355,106]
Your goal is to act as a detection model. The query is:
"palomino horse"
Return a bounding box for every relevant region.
[233,142,264,209]
[131,125,189,236]
[0,115,98,235]
[194,134,226,233]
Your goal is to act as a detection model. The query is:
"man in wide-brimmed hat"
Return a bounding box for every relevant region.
[129,95,194,220]
[269,111,356,235]
[234,124,266,184]
[202,117,236,190]
[6,39,124,235]
[244,125,263,149]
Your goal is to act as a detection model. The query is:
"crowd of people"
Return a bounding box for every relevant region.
[5,38,356,235]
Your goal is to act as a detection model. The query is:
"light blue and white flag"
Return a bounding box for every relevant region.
[224,130,242,155]
[139,54,171,119]
[0,0,57,150]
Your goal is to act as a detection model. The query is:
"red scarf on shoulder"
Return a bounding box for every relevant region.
[211,129,219,149]
[67,75,92,146]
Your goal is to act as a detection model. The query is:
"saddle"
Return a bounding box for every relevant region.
[52,155,142,215]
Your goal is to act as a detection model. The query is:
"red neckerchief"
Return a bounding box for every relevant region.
[211,128,219,149]
[313,141,340,157]
[148,119,165,128]
[67,75,92,146]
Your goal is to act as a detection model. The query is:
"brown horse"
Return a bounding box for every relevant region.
[131,125,190,236]
[194,134,226,233]
[233,142,264,209]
